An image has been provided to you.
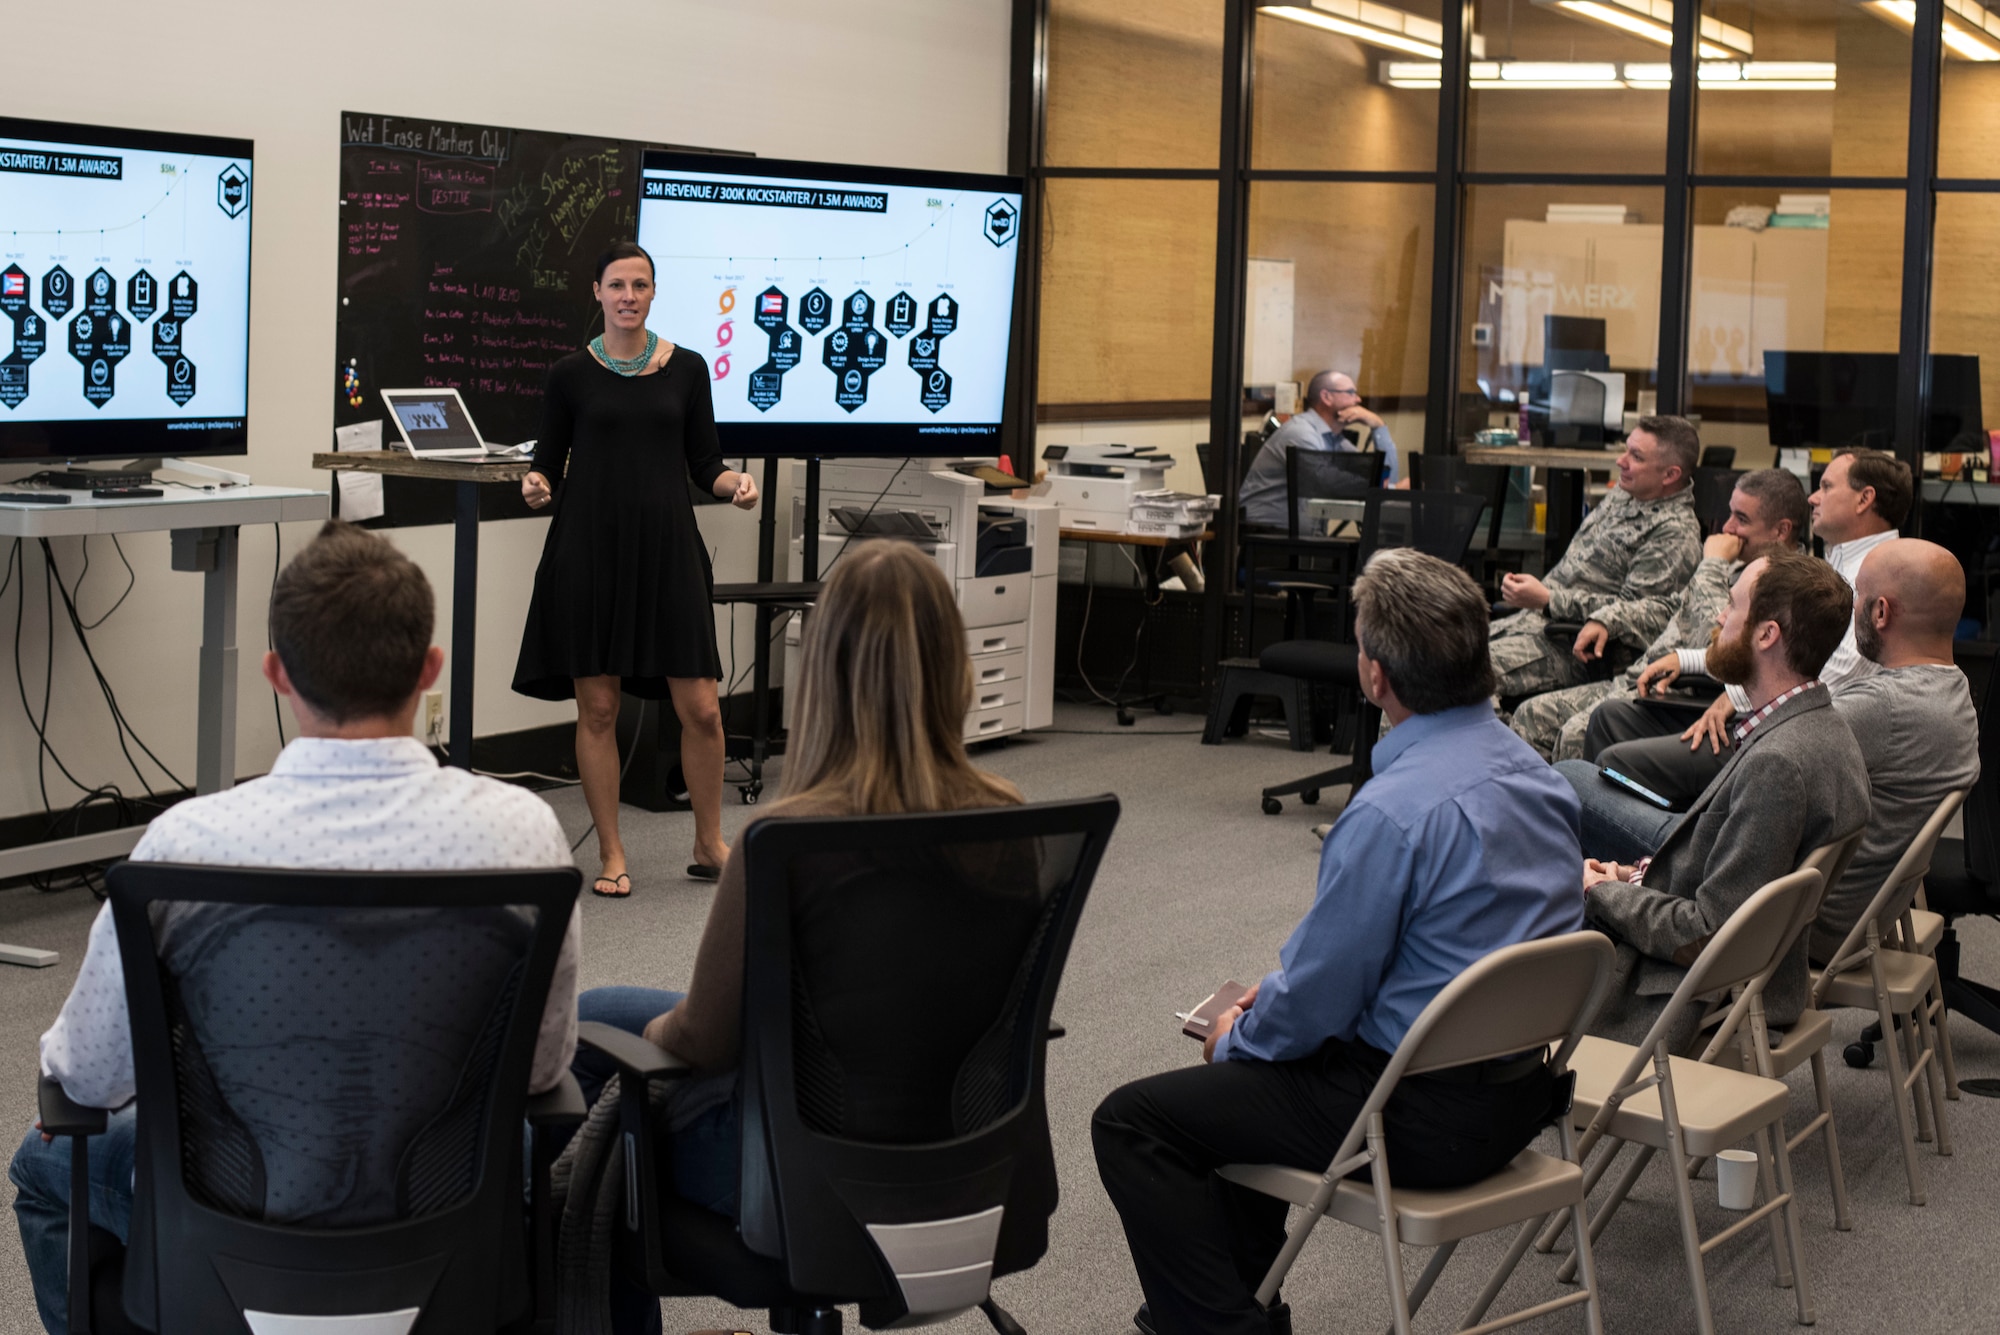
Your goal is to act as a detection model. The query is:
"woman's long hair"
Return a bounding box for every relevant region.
[778,540,1021,815]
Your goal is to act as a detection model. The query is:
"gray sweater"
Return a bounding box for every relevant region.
[1818,664,1980,961]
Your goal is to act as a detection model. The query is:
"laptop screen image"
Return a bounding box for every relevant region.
[384,391,483,454]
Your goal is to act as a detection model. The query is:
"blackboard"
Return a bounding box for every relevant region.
[333,111,641,527]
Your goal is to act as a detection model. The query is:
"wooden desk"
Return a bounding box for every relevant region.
[313,451,529,768]
[1463,445,1622,471]
[1060,527,1213,546]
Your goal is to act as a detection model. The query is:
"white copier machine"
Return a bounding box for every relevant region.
[1039,443,1176,533]
[785,457,1059,743]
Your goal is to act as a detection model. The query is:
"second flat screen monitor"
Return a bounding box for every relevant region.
[637,152,1023,456]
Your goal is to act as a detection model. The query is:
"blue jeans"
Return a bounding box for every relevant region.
[11,1104,137,1334]
[1555,759,1681,866]
[574,986,741,1335]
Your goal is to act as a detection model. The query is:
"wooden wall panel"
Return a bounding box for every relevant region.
[1930,195,2000,426]
[1045,0,1222,168]
[1036,179,1218,405]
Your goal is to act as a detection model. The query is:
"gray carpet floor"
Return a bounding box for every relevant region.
[1,702,1998,1333]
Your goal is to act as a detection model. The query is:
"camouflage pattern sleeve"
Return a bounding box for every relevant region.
[1559,490,1701,643]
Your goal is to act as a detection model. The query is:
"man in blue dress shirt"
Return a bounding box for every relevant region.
[1238,370,1402,530]
[1093,549,1584,1335]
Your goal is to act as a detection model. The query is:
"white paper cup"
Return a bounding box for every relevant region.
[1716,1149,1759,1210]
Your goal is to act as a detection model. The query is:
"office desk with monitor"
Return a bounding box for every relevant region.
[1463,444,1622,559]
[0,484,330,963]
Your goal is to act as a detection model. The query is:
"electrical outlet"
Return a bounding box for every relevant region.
[423,690,444,740]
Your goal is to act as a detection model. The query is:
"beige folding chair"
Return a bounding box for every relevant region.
[1895,889,1959,1100]
[1704,830,1866,1233]
[1507,870,1824,1335]
[1215,931,1617,1335]
[1809,788,1968,1206]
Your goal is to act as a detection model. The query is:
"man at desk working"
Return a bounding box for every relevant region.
[1238,370,1402,529]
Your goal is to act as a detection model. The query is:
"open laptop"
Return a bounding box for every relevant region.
[379,388,524,461]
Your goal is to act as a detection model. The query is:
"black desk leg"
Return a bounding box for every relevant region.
[746,603,771,804]
[1545,467,1584,566]
[450,480,478,770]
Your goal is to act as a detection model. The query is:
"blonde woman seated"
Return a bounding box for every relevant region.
[567,540,1024,1313]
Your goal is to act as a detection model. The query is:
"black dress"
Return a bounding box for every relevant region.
[512,345,728,701]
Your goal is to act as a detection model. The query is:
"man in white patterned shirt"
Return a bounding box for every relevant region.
[10,521,580,1335]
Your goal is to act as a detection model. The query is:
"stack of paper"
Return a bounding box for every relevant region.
[1546,204,1632,225]
[1128,490,1218,538]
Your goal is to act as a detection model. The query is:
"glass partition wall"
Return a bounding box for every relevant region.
[1024,0,1996,678]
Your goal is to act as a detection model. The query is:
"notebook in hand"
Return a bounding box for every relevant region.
[1179,979,1254,1041]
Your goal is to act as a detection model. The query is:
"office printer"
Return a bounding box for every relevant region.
[1041,443,1175,533]
[786,457,1058,743]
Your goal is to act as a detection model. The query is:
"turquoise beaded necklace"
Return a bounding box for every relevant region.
[592,329,659,376]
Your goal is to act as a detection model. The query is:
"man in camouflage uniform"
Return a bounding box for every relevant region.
[1489,416,1704,700]
[1510,467,1811,759]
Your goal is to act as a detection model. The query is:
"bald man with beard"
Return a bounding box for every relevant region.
[1813,538,1981,961]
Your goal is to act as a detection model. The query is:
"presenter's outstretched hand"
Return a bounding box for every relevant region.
[522,472,553,510]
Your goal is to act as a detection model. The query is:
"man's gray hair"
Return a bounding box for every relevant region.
[1306,369,1346,408]
[1734,468,1810,547]
[1635,414,1700,482]
[1351,548,1496,714]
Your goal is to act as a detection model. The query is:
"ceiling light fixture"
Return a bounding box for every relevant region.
[1380,59,1837,91]
[1861,0,2000,61]
[1258,2,1446,59]
[1532,0,1753,57]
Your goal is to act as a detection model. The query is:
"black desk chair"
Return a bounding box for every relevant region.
[1691,465,1742,537]
[1908,652,2000,1091]
[1408,453,1516,593]
[37,863,585,1335]
[1699,445,1737,469]
[1250,489,1488,816]
[581,797,1120,1335]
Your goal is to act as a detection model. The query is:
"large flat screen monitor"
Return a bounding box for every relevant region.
[1765,351,1981,451]
[0,117,253,463]
[636,152,1023,456]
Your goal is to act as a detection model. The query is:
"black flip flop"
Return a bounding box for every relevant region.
[591,873,632,898]
[685,863,722,882]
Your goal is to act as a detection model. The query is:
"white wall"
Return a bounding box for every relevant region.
[0,0,1012,821]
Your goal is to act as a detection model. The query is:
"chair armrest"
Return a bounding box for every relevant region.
[575,1021,693,1080]
[1543,619,1585,643]
[37,1077,106,1138]
[524,1070,587,1128]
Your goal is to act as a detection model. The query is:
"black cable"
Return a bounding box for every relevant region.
[72,534,137,631]
[270,523,286,747]
[11,540,93,805]
[42,538,188,796]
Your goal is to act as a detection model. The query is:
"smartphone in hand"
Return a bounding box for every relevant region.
[1178,979,1255,1041]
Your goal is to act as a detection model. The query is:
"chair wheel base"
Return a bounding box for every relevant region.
[1262,797,1282,816]
[1844,1040,1874,1069]
[1300,789,1319,805]
[1960,1078,2000,1099]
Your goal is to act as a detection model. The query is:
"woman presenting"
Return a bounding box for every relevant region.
[514,241,758,898]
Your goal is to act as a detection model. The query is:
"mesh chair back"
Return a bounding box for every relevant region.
[735,797,1119,1324]
[1285,446,1383,539]
[1397,933,1618,1077]
[1691,467,1741,536]
[106,863,579,1333]
[1410,455,1511,554]
[1360,488,1490,568]
[1963,654,2000,883]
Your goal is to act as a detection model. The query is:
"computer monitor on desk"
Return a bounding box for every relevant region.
[1765,351,1982,451]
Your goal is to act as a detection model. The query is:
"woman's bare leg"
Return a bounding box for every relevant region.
[574,676,628,884]
[668,675,729,868]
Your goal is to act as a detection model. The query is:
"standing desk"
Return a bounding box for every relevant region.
[312,450,529,771]
[1062,526,1212,724]
[0,484,329,964]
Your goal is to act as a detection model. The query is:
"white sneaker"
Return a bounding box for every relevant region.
[1310,822,1333,844]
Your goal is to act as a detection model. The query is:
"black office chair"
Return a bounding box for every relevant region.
[1253,489,1488,816]
[1691,465,1742,537]
[1699,445,1737,469]
[579,797,1121,1334]
[1408,453,1516,593]
[1907,651,2000,1092]
[37,863,585,1335]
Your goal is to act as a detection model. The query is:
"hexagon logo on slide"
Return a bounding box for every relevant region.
[884,290,918,339]
[798,287,833,336]
[41,266,73,321]
[920,368,953,413]
[164,355,197,406]
[0,265,31,320]
[983,199,1018,247]
[152,317,183,361]
[907,334,939,374]
[127,270,158,323]
[217,163,250,218]
[167,271,198,320]
[927,293,959,336]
